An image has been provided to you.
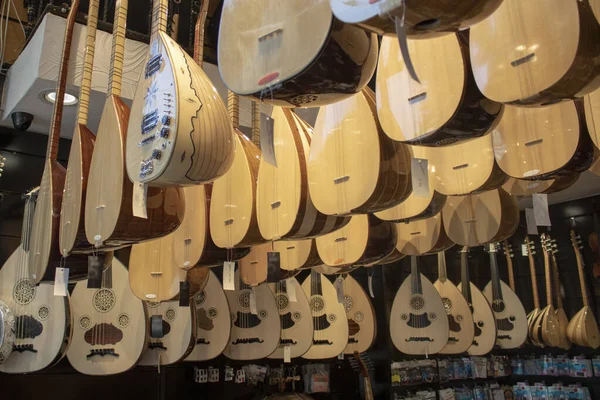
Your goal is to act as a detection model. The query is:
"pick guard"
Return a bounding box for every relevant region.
[84,323,123,346]
[15,316,43,339]
[233,311,262,329]
[407,312,432,328]
[496,317,515,331]
[448,314,461,332]
[280,312,296,330]
[312,314,331,331]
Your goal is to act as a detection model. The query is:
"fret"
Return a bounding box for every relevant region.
[76,0,100,126]
[252,100,261,147]
[47,0,81,161]
[151,0,168,38]
[227,90,240,129]
[107,0,128,98]
[193,0,209,68]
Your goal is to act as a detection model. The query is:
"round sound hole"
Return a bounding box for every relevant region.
[118,313,130,328]
[194,291,206,307]
[292,312,301,322]
[258,310,268,320]
[492,299,506,313]
[327,314,336,323]
[93,289,116,313]
[79,316,92,329]
[275,294,289,312]
[354,311,364,322]
[429,312,437,321]
[309,295,326,313]
[37,306,50,321]
[165,308,176,321]
[442,297,452,313]
[409,295,425,311]
[13,279,36,305]
[238,290,251,311]
[456,315,463,322]
[343,295,354,313]
[207,307,218,320]
[414,18,441,31]
[400,314,408,321]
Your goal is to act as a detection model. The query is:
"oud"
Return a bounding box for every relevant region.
[503,174,580,196]
[28,0,88,283]
[85,0,184,250]
[342,275,377,355]
[126,0,234,186]
[391,256,448,355]
[273,239,322,272]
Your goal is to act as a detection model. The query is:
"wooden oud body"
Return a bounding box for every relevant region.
[29,160,87,283]
[0,247,70,373]
[138,300,195,366]
[503,174,580,196]
[492,100,595,180]
[376,32,503,145]
[218,0,378,107]
[185,270,232,362]
[469,0,600,106]
[85,95,185,249]
[433,279,475,354]
[274,239,322,272]
[223,271,280,360]
[567,306,600,349]
[67,259,147,375]
[309,89,412,215]
[457,282,496,356]
[126,31,234,186]
[342,275,377,355]
[330,0,502,38]
[267,278,314,359]
[483,280,528,349]
[60,123,95,255]
[301,273,349,359]
[390,273,449,355]
[395,213,453,256]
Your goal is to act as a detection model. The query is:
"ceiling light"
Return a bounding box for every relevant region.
[44,91,78,106]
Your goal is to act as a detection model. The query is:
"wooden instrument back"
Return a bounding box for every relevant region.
[469,0,600,105]
[492,101,595,180]
[239,243,269,286]
[308,89,411,215]
[442,189,519,247]
[585,88,600,149]
[273,239,322,271]
[316,214,397,267]
[376,32,502,145]
[395,213,453,256]
[503,174,580,196]
[218,0,378,107]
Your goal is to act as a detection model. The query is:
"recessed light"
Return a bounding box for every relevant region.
[44,91,78,106]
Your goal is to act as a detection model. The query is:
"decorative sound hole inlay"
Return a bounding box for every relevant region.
[293,312,301,321]
[93,289,116,313]
[118,313,130,328]
[400,313,408,321]
[310,296,325,313]
[456,315,463,322]
[343,295,354,313]
[238,290,251,310]
[207,307,218,320]
[79,316,92,329]
[291,94,318,105]
[165,308,176,321]
[429,312,437,321]
[409,295,425,311]
[37,306,50,321]
[328,314,336,323]
[354,311,364,322]
[442,298,452,313]
[194,291,206,307]
[146,301,160,308]
[13,279,36,305]
[275,294,289,312]
[258,310,268,320]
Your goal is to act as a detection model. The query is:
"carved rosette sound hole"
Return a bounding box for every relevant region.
[354,312,364,322]
[13,279,36,305]
[258,310,268,320]
[165,308,176,321]
[429,313,437,321]
[194,291,206,307]
[327,314,336,323]
[293,312,301,322]
[93,289,116,313]
[290,94,318,106]
[401,314,408,321]
[118,313,130,328]
[79,316,92,329]
[275,294,289,312]
[409,295,425,311]
[343,295,354,313]
[146,301,160,309]
[207,307,218,320]
[37,306,50,321]
[238,290,251,311]
[456,315,463,322]
[309,296,326,313]
[442,298,452,313]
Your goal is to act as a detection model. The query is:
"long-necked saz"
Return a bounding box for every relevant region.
[301,270,348,359]
[185,270,231,362]
[341,274,377,355]
[223,270,280,360]
[457,247,496,356]
[483,243,528,349]
[469,0,600,106]
[85,0,184,251]
[267,277,313,359]
[308,88,412,216]
[28,0,88,283]
[532,234,561,347]
[391,256,449,355]
[218,0,379,107]
[434,251,475,354]
[67,256,147,375]
[523,236,544,347]
[550,248,571,350]
[126,0,234,186]
[59,0,100,256]
[0,189,70,373]
[330,0,502,37]
[376,31,503,146]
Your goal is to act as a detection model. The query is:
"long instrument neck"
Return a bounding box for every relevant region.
[228,91,240,130]
[252,101,261,147]
[193,0,208,67]
[437,251,448,283]
[311,270,323,297]
[527,244,541,309]
[503,241,516,291]
[571,231,590,307]
[151,0,168,39]
[410,256,422,295]
[76,0,100,126]
[542,242,553,306]
[46,0,81,161]
[489,248,503,302]
[107,0,128,98]
[460,248,472,304]
[551,254,563,309]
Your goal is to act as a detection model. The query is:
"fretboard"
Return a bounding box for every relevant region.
[228,91,240,129]
[311,270,323,297]
[410,256,423,295]
[252,101,261,147]
[193,0,209,68]
[107,0,128,97]
[151,0,168,38]
[460,249,472,304]
[489,248,503,302]
[76,0,100,126]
